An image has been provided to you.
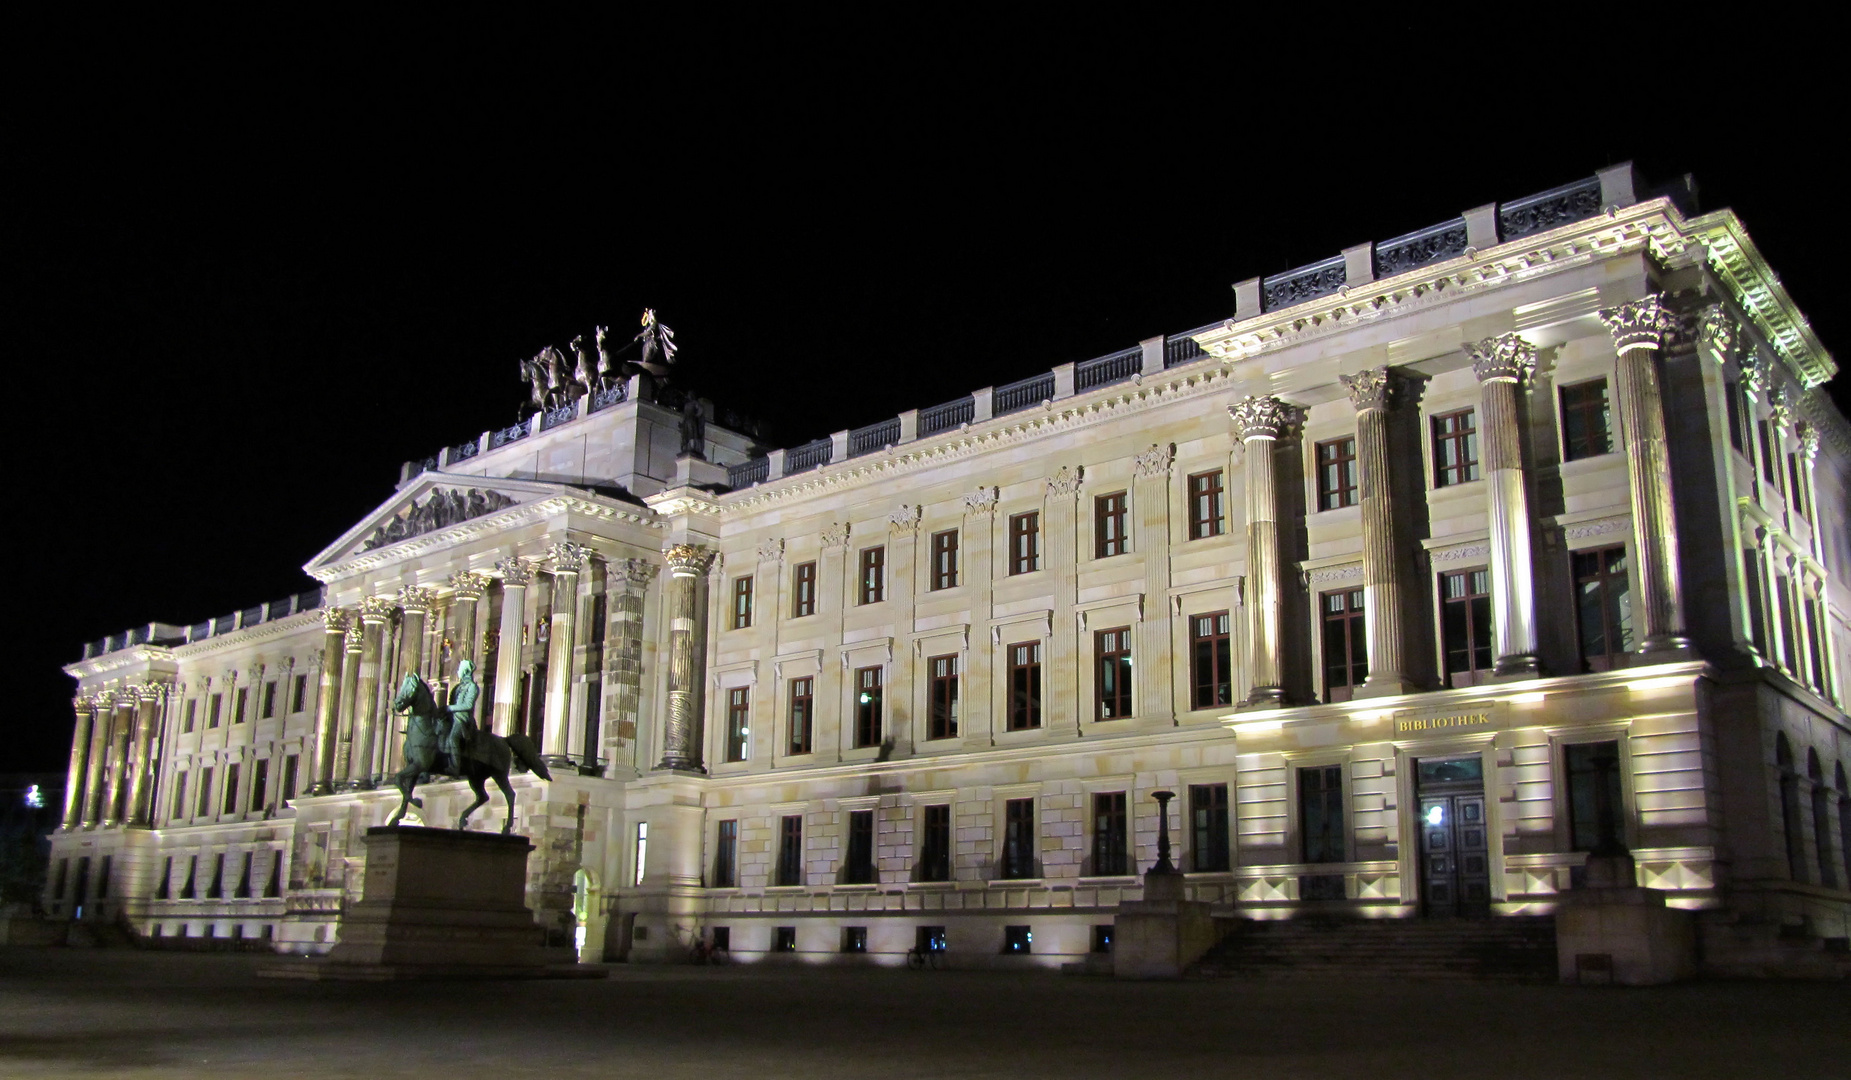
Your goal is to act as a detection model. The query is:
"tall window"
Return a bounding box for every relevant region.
[927,654,959,740]
[1321,589,1368,702]
[1095,493,1128,558]
[791,561,817,618]
[1190,612,1232,709]
[1775,736,1805,882]
[1091,792,1128,876]
[1573,546,1632,671]
[1559,378,1613,461]
[1565,741,1625,854]
[775,815,802,887]
[172,773,188,820]
[930,530,959,590]
[1190,783,1230,872]
[197,768,215,818]
[234,687,248,724]
[1808,752,1836,890]
[1188,470,1225,539]
[250,760,269,814]
[1096,628,1133,720]
[223,764,241,816]
[919,804,951,882]
[731,576,753,630]
[845,809,875,884]
[1007,641,1042,730]
[787,677,813,755]
[1316,437,1358,510]
[1440,568,1493,687]
[184,699,196,733]
[859,547,885,604]
[713,819,737,887]
[261,681,277,719]
[1009,512,1041,575]
[291,674,308,713]
[723,687,749,763]
[1432,409,1479,487]
[1725,378,1747,454]
[1299,765,1345,863]
[1758,418,1779,486]
[208,694,222,729]
[1002,798,1036,879]
[854,666,883,748]
[1788,452,1807,516]
[1804,593,1826,691]
[282,756,298,804]
[633,822,648,886]
[1743,547,1770,656]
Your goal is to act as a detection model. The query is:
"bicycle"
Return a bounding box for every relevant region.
[906,945,946,970]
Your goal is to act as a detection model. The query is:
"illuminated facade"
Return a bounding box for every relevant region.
[49,164,1851,972]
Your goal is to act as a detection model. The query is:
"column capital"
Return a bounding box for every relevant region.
[448,571,492,601]
[1770,387,1794,430]
[548,540,593,575]
[1597,293,1672,354]
[1046,465,1085,497]
[1229,396,1292,441]
[1739,351,1766,398]
[887,504,922,535]
[756,537,785,564]
[962,486,999,517]
[664,543,715,577]
[134,682,165,704]
[1799,422,1820,461]
[73,696,96,716]
[496,556,535,588]
[345,619,365,649]
[1339,367,1394,411]
[619,558,659,586]
[395,586,437,616]
[95,690,118,711]
[821,522,852,548]
[359,595,396,622]
[1467,334,1537,383]
[1132,442,1175,480]
[319,606,350,633]
[1699,305,1738,363]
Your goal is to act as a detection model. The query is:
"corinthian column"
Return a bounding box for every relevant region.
[1599,293,1692,659]
[125,684,161,826]
[62,698,95,830]
[491,557,533,736]
[101,693,134,827]
[657,543,715,771]
[351,596,393,788]
[309,608,348,795]
[542,542,589,765]
[81,693,112,828]
[448,572,490,671]
[395,587,436,683]
[1469,334,1541,677]
[1231,396,1292,707]
[334,618,363,786]
[1340,368,1412,695]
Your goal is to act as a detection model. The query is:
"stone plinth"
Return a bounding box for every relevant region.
[260,826,598,980]
[1555,854,1695,986]
[1112,871,1217,980]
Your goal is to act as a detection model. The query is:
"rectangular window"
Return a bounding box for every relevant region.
[222,764,241,816]
[713,819,737,888]
[1440,568,1494,687]
[207,853,225,899]
[1091,792,1128,876]
[930,529,959,590]
[1432,409,1480,487]
[853,666,883,748]
[1804,593,1826,690]
[1188,470,1226,539]
[859,546,885,604]
[197,767,214,818]
[1189,783,1231,872]
[1788,453,1806,515]
[926,655,959,740]
[1189,612,1233,710]
[1559,378,1613,461]
[1725,379,1746,454]
[1096,627,1133,720]
[97,855,112,899]
[632,822,648,886]
[919,804,951,882]
[787,677,813,755]
[180,855,197,899]
[1009,512,1041,575]
[1565,741,1625,854]
[155,856,171,900]
[1573,546,1632,672]
[1003,925,1032,954]
[1776,574,1799,672]
[845,809,875,884]
[234,852,252,898]
[1001,798,1036,879]
[172,773,188,820]
[1007,641,1042,731]
[841,926,868,953]
[1743,547,1769,656]
[282,756,298,804]
[234,687,248,724]
[1094,492,1128,558]
[250,759,269,813]
[184,699,196,733]
[1299,765,1345,864]
[261,681,278,720]
[208,694,222,729]
[1758,419,1779,486]
[292,674,308,713]
[723,687,750,763]
[731,576,753,630]
[773,926,797,952]
[791,561,817,618]
[1321,589,1368,702]
[1316,437,1359,510]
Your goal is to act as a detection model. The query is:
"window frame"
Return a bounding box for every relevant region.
[1315,436,1359,511]
[844,809,875,884]
[1189,783,1231,873]
[791,561,817,618]
[1094,492,1129,559]
[1320,588,1368,702]
[1006,640,1042,731]
[1187,470,1226,539]
[1188,611,1233,710]
[261,680,278,720]
[918,803,952,882]
[774,814,803,887]
[1439,566,1494,687]
[787,676,813,755]
[930,529,959,591]
[1095,627,1133,720]
[1091,791,1129,876]
[926,653,959,740]
[723,686,750,763]
[1572,545,1631,672]
[1001,797,1036,879]
[858,546,885,605]
[730,575,753,630]
[1431,408,1480,488]
[1558,377,1613,462]
[853,665,883,748]
[1008,511,1041,575]
[1298,764,1346,864]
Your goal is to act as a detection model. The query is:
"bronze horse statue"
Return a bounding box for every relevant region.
[386,672,551,833]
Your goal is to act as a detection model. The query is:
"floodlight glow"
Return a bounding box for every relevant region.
[1508,692,1546,705]
[1426,805,1445,826]
[23,784,43,808]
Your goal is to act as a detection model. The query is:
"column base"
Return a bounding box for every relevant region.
[307,782,335,797]
[1490,654,1540,680]
[1238,688,1284,710]
[1355,677,1418,700]
[1637,636,1695,664]
[541,754,575,769]
[653,756,707,774]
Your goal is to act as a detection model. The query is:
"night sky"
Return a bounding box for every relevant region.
[16,17,1842,772]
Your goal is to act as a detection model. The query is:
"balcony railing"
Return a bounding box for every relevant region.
[786,437,833,472]
[1165,332,1210,368]
[1498,176,1601,241]
[848,418,902,458]
[450,438,479,462]
[541,403,578,431]
[919,396,974,436]
[1263,254,1347,313]
[1374,218,1468,279]
[1075,346,1140,391]
[589,383,628,413]
[490,418,531,448]
[994,372,1055,416]
[728,457,770,488]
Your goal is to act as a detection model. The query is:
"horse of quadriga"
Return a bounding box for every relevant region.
[386,668,550,833]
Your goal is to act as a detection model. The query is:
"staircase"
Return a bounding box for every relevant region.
[1191,914,1558,982]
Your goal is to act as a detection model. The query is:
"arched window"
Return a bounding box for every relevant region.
[1808,750,1835,890]
[1776,735,1806,883]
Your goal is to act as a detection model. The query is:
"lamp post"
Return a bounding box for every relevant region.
[1151,790,1176,874]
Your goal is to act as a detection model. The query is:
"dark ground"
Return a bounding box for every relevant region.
[1,948,1845,1079]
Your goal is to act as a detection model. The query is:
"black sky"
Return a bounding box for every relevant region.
[14,15,1845,771]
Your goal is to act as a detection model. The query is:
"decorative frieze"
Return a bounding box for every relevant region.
[618,558,659,586]
[362,488,518,552]
[1597,293,1672,354]
[1563,517,1627,540]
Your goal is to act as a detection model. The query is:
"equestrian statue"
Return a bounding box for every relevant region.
[385,659,551,833]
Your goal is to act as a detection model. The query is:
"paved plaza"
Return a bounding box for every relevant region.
[1,948,1847,1079]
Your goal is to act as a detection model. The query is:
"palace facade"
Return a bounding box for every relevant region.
[50,164,1851,971]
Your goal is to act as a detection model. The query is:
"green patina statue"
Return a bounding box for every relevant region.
[386,666,551,833]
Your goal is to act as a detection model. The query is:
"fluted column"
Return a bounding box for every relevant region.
[125,685,161,826]
[62,698,95,830]
[657,543,715,771]
[1232,396,1292,707]
[491,557,533,737]
[351,596,392,787]
[309,608,349,795]
[334,618,363,786]
[1469,334,1540,677]
[395,587,435,682]
[101,693,134,827]
[1340,367,1413,695]
[81,693,114,828]
[1600,293,1691,659]
[448,571,490,672]
[542,542,589,763]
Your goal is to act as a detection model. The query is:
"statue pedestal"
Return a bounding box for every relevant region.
[1554,854,1695,986]
[259,826,599,981]
[1112,870,1217,979]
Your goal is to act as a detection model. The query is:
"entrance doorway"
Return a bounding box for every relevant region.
[1415,756,1490,916]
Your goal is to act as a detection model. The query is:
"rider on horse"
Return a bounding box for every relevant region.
[441,659,480,775]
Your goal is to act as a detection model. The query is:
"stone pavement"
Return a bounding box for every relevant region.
[2,948,1846,1079]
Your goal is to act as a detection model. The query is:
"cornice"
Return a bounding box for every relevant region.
[1693,212,1835,388]
[309,494,661,582]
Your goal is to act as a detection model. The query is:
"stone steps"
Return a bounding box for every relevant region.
[1192,916,1558,982]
